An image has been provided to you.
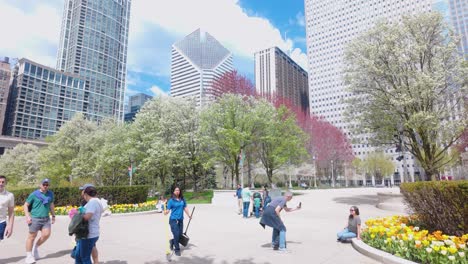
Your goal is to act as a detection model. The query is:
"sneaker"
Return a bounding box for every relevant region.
[277,248,291,254]
[33,244,40,259]
[25,254,36,264]
[175,250,181,256]
[169,239,174,251]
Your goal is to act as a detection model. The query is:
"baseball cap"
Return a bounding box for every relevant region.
[79,183,95,190]
[41,178,50,184]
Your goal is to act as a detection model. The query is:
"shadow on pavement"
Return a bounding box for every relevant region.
[42,249,72,260]
[102,261,128,264]
[1,256,24,264]
[260,241,302,248]
[332,195,378,206]
[145,255,271,264]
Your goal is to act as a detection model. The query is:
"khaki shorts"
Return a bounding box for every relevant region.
[29,217,51,233]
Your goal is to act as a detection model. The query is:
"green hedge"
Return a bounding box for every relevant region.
[400,180,467,236]
[12,185,150,206]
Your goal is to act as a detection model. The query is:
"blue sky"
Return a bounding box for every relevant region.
[0,0,308,101]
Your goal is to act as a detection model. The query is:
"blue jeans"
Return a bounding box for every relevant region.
[337,228,356,240]
[0,221,6,240]
[243,202,250,218]
[272,228,286,249]
[169,219,184,251]
[75,236,99,264]
[254,206,260,218]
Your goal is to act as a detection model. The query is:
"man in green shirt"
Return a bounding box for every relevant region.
[23,179,55,264]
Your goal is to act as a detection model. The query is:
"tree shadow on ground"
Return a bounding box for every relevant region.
[1,249,72,264]
[0,256,24,264]
[144,255,271,264]
[332,195,378,206]
[42,249,72,260]
[260,241,302,248]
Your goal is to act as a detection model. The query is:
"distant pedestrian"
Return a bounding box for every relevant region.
[74,184,103,264]
[262,186,271,208]
[260,191,301,253]
[0,175,14,242]
[253,193,262,218]
[164,186,192,257]
[23,179,55,264]
[241,187,252,218]
[337,206,361,242]
[234,184,243,214]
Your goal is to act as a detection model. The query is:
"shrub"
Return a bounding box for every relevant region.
[400,180,467,236]
[12,185,150,206]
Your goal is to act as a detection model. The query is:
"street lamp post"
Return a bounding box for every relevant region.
[313,156,317,188]
[288,159,293,189]
[331,160,335,188]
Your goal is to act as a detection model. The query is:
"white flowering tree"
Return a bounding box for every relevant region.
[0,144,40,185]
[345,13,468,180]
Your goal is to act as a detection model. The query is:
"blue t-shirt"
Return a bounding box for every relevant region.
[167,198,186,220]
[236,188,242,198]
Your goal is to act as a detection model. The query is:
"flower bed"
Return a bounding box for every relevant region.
[362,215,467,264]
[14,200,157,216]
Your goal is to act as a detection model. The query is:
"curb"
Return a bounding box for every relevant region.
[15,210,162,218]
[351,238,418,264]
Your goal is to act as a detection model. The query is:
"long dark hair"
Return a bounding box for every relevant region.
[171,185,185,201]
[349,205,360,219]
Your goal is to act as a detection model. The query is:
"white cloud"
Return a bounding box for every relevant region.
[0,0,309,77]
[296,12,305,27]
[0,1,61,67]
[130,0,308,70]
[149,85,168,97]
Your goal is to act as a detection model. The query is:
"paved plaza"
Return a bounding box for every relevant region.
[0,188,403,264]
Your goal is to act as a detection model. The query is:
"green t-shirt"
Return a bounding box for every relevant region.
[254,197,261,207]
[26,191,54,218]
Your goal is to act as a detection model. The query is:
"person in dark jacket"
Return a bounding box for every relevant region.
[260,191,300,253]
[164,186,192,256]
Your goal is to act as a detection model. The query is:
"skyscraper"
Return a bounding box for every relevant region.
[447,0,467,57]
[170,29,233,106]
[0,57,11,133]
[56,0,131,121]
[304,0,434,183]
[254,47,309,113]
[5,58,88,139]
[124,93,153,122]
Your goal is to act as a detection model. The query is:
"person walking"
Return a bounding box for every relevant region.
[234,184,243,215]
[74,184,103,264]
[260,191,301,253]
[164,186,192,257]
[23,179,55,264]
[241,187,252,218]
[337,206,361,242]
[0,175,15,242]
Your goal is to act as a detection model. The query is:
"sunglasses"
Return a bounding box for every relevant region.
[42,184,49,186]
[349,209,355,211]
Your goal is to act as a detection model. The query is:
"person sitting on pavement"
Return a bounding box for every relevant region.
[337,205,361,242]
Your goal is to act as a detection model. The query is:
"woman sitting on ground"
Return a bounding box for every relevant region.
[337,205,361,242]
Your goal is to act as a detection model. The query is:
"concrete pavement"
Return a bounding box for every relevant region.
[0,188,402,264]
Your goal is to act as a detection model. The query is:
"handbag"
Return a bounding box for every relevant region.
[179,207,195,247]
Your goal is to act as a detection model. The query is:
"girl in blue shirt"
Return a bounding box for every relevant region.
[164,186,191,256]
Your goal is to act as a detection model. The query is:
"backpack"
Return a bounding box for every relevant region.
[68,212,89,239]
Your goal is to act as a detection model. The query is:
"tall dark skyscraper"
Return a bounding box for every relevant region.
[56,0,132,121]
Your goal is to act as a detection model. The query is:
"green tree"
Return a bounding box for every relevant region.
[0,144,40,185]
[345,13,467,180]
[38,113,97,184]
[200,94,261,188]
[255,103,308,187]
[361,151,395,185]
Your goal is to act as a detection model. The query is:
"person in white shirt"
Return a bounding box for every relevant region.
[74,184,102,264]
[0,175,14,241]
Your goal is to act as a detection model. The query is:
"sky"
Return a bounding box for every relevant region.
[0,0,308,101]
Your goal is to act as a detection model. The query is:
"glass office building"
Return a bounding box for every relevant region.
[56,0,131,121]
